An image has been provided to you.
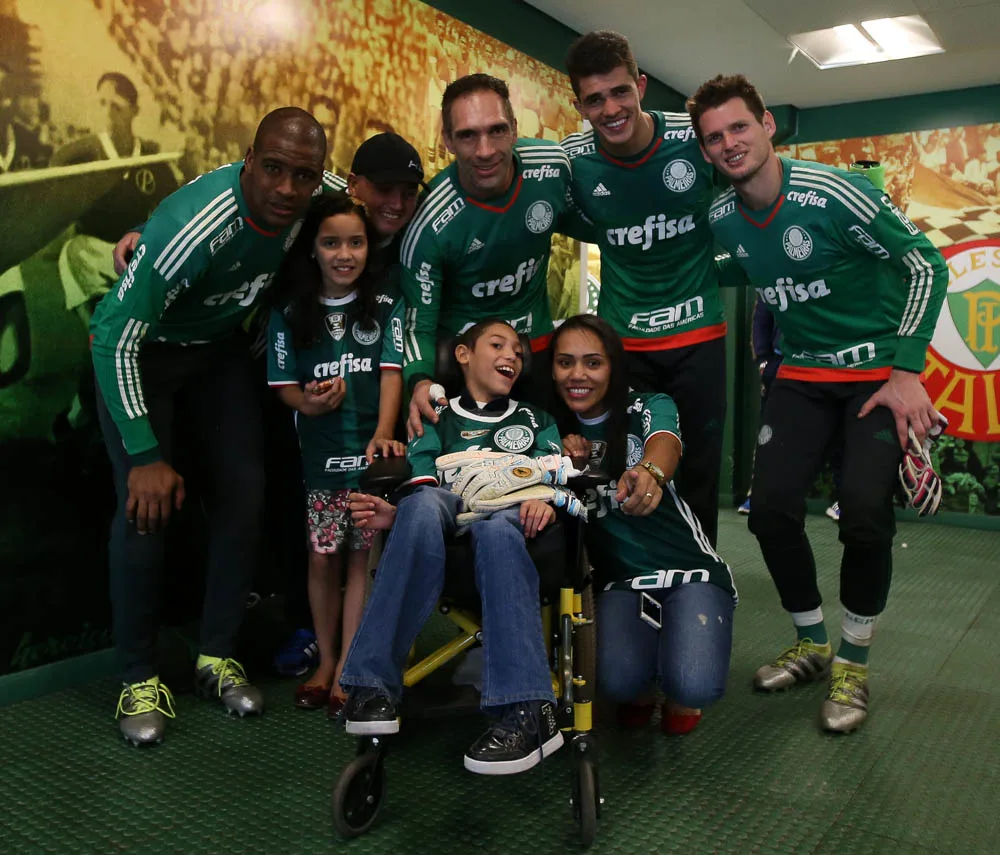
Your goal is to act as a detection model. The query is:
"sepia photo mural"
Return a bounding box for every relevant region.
[0,0,584,673]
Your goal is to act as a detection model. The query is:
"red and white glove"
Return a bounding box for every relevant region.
[898,417,947,517]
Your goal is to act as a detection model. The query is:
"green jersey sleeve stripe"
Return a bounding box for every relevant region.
[159,199,239,281]
[153,188,235,275]
[790,166,880,218]
[403,306,422,362]
[323,171,347,191]
[400,181,458,266]
[115,318,149,419]
[788,176,874,224]
[900,249,935,337]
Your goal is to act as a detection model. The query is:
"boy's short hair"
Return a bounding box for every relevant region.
[456,318,517,351]
[565,31,639,97]
[97,72,138,107]
[686,74,767,145]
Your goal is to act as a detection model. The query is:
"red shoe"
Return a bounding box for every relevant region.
[294,683,331,710]
[661,706,702,735]
[615,702,656,728]
[327,694,346,720]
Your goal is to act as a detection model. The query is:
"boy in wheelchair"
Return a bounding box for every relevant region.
[339,319,579,775]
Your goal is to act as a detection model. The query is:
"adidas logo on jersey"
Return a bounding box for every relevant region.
[786,189,827,208]
[736,244,749,258]
[592,183,611,197]
[467,237,484,254]
[606,214,696,251]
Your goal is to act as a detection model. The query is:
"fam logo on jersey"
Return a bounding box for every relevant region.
[494,425,534,453]
[325,312,346,341]
[709,200,734,222]
[352,320,381,346]
[284,219,304,251]
[663,159,696,193]
[925,238,1000,441]
[209,218,244,255]
[432,197,465,233]
[626,434,643,468]
[782,226,813,261]
[525,201,554,234]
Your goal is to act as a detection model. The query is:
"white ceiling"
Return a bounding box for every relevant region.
[524,0,1000,108]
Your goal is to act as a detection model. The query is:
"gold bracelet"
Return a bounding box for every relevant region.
[638,460,665,487]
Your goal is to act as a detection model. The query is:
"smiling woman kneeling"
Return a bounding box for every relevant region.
[549,315,737,734]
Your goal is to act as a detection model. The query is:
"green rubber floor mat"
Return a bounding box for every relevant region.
[1,512,997,854]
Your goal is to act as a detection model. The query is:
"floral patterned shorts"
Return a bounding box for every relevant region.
[306,488,376,555]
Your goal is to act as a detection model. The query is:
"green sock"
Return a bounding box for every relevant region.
[836,640,870,666]
[795,622,828,645]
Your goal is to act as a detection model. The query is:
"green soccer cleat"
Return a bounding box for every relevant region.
[194,658,264,717]
[116,678,176,746]
[820,662,870,733]
[753,639,833,691]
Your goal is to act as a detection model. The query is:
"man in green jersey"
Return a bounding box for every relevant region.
[90,107,327,746]
[401,74,572,436]
[559,32,727,547]
[689,75,947,732]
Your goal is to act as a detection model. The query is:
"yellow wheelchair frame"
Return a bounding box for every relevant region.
[331,471,603,847]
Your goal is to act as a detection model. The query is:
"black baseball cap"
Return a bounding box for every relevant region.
[351,133,425,185]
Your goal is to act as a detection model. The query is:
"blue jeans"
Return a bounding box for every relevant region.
[340,486,554,709]
[597,583,734,708]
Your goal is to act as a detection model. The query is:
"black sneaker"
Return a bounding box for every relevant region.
[343,689,400,735]
[464,700,564,775]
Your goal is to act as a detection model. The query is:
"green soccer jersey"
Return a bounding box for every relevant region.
[406,394,562,486]
[398,139,571,384]
[708,156,948,378]
[90,161,309,460]
[266,290,404,491]
[577,393,736,600]
[560,112,725,348]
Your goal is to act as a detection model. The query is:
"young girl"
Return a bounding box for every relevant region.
[549,315,737,735]
[267,193,405,717]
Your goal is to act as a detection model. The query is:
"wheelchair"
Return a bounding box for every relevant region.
[331,335,604,846]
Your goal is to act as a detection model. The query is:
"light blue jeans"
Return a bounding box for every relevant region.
[340,486,554,709]
[597,582,734,708]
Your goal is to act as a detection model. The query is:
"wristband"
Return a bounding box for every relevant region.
[638,460,665,487]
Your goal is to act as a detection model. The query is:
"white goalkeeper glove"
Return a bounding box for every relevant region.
[898,417,946,518]
[456,484,588,526]
[444,452,583,507]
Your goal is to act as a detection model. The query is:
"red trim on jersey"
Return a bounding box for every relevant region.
[599,137,663,168]
[267,380,298,387]
[530,332,553,352]
[379,364,402,371]
[467,175,523,213]
[777,364,893,383]
[621,322,728,352]
[245,216,280,237]
[738,195,784,230]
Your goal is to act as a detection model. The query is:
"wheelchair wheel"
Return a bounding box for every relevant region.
[332,751,386,837]
[572,758,598,847]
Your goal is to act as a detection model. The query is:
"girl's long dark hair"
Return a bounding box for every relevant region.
[548,314,631,477]
[269,192,378,350]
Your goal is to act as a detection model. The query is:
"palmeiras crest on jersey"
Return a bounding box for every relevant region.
[783,226,813,261]
[663,159,696,193]
[525,201,554,234]
[494,425,534,453]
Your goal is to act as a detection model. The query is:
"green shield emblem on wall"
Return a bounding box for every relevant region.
[948,279,1000,369]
